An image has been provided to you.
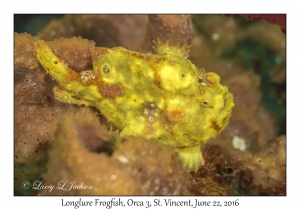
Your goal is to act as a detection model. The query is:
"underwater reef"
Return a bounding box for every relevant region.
[14,14,286,195]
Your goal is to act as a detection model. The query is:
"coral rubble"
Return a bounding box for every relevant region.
[187,135,286,195]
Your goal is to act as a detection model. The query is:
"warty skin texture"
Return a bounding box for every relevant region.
[33,40,235,168]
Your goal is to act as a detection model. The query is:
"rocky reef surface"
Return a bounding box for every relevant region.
[14,14,286,195]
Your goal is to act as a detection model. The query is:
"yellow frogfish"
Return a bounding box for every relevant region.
[34,40,235,168]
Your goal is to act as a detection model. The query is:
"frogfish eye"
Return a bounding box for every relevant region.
[201,100,213,108]
[103,65,110,74]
